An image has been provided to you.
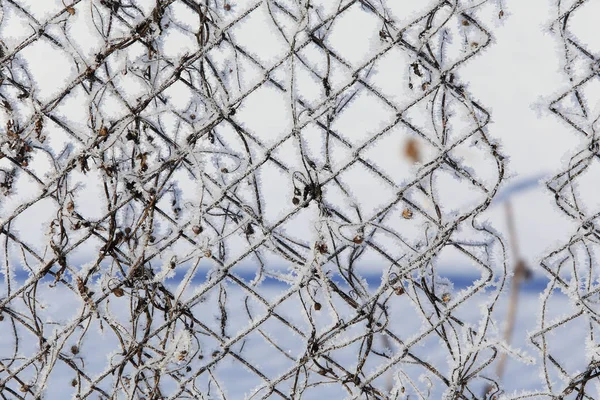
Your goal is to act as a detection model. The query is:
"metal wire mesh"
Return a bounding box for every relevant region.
[530,0,600,398]
[0,0,518,398]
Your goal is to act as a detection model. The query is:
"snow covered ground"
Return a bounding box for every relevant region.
[0,278,584,399]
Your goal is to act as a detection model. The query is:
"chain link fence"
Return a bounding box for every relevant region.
[531,0,600,398]
[0,0,582,398]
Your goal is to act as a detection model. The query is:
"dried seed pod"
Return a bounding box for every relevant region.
[352,235,364,244]
[71,345,79,355]
[66,201,74,213]
[204,250,212,258]
[98,126,108,137]
[224,3,231,11]
[441,292,451,303]
[124,227,131,235]
[402,208,413,219]
[462,19,470,26]
[315,242,328,254]
[221,167,229,173]
[20,385,29,393]
[395,287,405,295]
[314,302,322,311]
[411,62,422,77]
[112,288,124,297]
[35,118,43,135]
[292,197,300,205]
[404,138,421,163]
[66,6,75,15]
[192,225,202,235]
[71,378,77,387]
[499,9,504,18]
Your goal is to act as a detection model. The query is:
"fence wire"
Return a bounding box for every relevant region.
[0,0,519,398]
[530,0,600,399]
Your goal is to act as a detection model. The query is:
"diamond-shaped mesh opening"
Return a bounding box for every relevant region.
[232,83,293,147]
[17,42,78,104]
[226,3,291,69]
[321,1,387,69]
[548,154,600,218]
[329,87,397,147]
[326,162,398,220]
[564,0,600,54]
[551,74,600,136]
[361,123,440,187]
